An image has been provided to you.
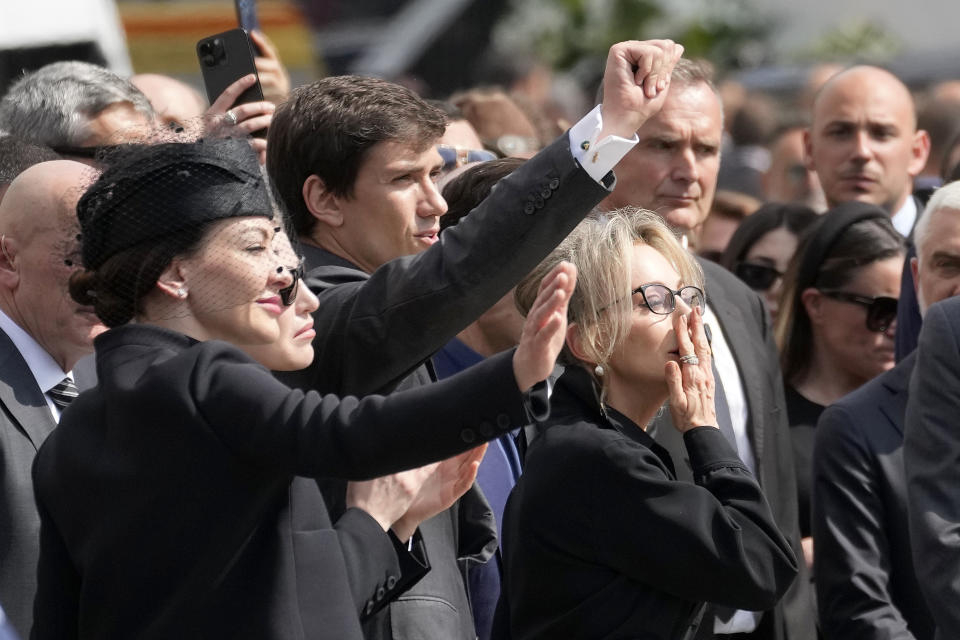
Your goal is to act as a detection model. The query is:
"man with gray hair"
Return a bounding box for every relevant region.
[0,61,155,154]
[897,181,960,640]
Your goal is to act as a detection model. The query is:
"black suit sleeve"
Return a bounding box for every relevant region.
[334,508,429,619]
[590,427,798,610]
[30,491,80,640]
[813,404,917,640]
[194,346,531,480]
[299,134,610,396]
[905,298,960,638]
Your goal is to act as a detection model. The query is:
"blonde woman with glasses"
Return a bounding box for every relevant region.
[497,208,798,640]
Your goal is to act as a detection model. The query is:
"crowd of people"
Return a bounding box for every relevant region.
[1,21,960,640]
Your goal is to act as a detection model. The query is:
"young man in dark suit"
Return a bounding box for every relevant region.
[600,59,815,640]
[265,40,684,639]
[0,159,103,638]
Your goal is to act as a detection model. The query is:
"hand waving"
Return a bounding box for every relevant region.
[513,261,577,392]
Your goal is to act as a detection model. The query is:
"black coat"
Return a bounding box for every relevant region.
[499,367,799,640]
[904,295,960,640]
[813,352,934,639]
[31,325,533,640]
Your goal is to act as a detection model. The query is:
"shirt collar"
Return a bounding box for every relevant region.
[891,195,917,238]
[0,308,69,393]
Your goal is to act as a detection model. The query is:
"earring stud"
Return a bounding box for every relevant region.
[176,287,186,298]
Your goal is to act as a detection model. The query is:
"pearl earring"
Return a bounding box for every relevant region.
[594,364,604,377]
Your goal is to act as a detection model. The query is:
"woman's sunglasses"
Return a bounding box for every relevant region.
[734,261,783,291]
[279,258,305,306]
[818,289,898,333]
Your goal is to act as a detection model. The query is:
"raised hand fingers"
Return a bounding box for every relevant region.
[673,311,696,365]
[688,306,712,364]
[208,74,258,114]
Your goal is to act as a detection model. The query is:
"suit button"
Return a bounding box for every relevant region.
[540,187,552,199]
[523,203,535,215]
[496,414,511,429]
[376,586,386,601]
[549,177,560,189]
[460,428,476,443]
[365,600,375,615]
[479,421,494,437]
[386,575,398,589]
[534,197,545,209]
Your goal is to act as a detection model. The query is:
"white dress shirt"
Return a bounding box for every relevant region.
[0,308,71,422]
[891,195,917,238]
[703,304,761,634]
[568,105,638,183]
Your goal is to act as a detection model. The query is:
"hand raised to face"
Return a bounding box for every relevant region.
[664,306,718,433]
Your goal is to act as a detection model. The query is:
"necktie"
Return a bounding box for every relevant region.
[48,376,79,411]
[711,358,738,453]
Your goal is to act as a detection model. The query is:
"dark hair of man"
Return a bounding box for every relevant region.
[776,205,904,384]
[439,157,525,233]
[719,202,818,272]
[266,75,447,238]
[0,136,61,186]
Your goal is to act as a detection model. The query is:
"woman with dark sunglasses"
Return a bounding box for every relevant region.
[497,208,797,639]
[719,202,819,322]
[773,202,904,571]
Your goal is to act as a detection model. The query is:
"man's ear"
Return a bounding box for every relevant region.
[908,129,932,178]
[800,287,824,326]
[911,255,920,297]
[565,322,593,365]
[0,235,19,288]
[802,127,816,172]
[155,259,188,300]
[302,175,344,228]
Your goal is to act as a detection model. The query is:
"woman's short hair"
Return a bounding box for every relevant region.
[515,207,703,371]
[775,202,905,383]
[719,202,819,272]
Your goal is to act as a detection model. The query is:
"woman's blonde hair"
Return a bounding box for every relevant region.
[516,207,704,372]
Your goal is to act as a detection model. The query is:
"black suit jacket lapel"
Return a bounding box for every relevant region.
[878,352,916,437]
[0,329,56,449]
[704,286,766,466]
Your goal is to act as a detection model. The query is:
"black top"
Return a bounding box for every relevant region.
[784,385,825,539]
[498,367,799,640]
[31,324,534,640]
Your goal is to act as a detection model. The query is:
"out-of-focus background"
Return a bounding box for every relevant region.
[3,0,960,116]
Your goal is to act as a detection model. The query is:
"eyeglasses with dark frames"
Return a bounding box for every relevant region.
[632,284,706,315]
[735,261,784,291]
[818,289,898,333]
[279,257,305,306]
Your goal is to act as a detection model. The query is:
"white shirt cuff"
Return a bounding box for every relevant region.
[567,105,638,184]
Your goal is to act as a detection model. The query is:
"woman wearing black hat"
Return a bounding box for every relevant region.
[30,139,573,640]
[774,201,905,568]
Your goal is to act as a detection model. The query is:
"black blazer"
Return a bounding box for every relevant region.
[905,295,960,640]
[276,133,612,639]
[498,367,798,640]
[31,325,534,640]
[650,259,815,640]
[813,352,933,639]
